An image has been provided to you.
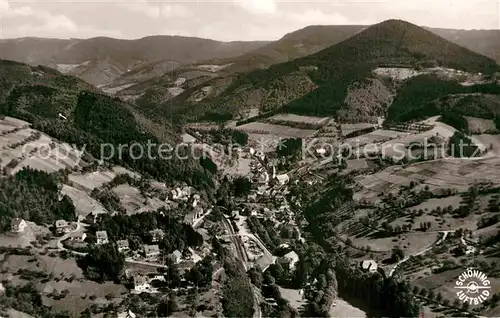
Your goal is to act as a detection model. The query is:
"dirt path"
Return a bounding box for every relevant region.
[389,230,454,276]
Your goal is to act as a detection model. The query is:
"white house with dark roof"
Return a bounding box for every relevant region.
[117,240,129,252]
[96,230,109,245]
[11,218,27,233]
[143,244,160,258]
[68,231,86,242]
[360,260,378,273]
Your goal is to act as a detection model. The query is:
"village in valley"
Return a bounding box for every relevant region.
[3,82,500,316]
[2,10,500,318]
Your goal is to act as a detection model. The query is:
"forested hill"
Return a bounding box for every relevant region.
[151,19,499,122]
[0,59,215,191]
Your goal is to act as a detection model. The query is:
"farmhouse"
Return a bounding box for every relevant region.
[68,232,86,242]
[11,218,27,233]
[133,276,151,292]
[276,174,290,185]
[85,211,101,224]
[143,244,160,258]
[149,229,165,243]
[96,230,109,245]
[54,220,71,234]
[360,260,378,273]
[117,240,130,252]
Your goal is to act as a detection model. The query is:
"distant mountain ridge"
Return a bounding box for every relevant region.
[1,24,498,90]
[136,19,499,123]
[185,24,500,75]
[0,36,269,86]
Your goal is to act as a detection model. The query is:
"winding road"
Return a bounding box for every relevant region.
[388,230,454,276]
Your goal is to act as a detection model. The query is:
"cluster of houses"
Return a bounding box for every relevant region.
[169,185,194,201]
[168,185,208,227]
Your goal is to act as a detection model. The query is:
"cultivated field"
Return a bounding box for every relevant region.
[330,299,367,318]
[236,122,317,138]
[465,116,498,134]
[268,114,330,126]
[341,123,376,137]
[0,119,86,174]
[68,170,117,192]
[344,129,410,147]
[475,134,500,153]
[61,185,108,218]
[0,254,127,315]
[112,166,141,179]
[351,231,439,254]
[112,184,169,215]
[354,157,500,203]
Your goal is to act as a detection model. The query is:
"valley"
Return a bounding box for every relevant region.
[0,14,500,318]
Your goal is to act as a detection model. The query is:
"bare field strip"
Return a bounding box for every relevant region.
[236,122,316,138]
[2,116,30,128]
[61,184,107,218]
[465,116,498,133]
[353,231,438,254]
[112,184,146,214]
[354,157,500,201]
[13,156,66,174]
[345,129,410,146]
[341,123,375,136]
[112,165,141,179]
[268,114,330,125]
[475,134,500,152]
[68,170,117,192]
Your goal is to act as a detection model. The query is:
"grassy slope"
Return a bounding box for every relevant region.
[119,21,500,123]
[206,19,499,119]
[0,59,214,191]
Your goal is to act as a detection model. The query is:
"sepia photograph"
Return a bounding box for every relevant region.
[0,0,499,317]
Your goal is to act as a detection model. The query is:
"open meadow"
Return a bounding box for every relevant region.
[0,253,128,315]
[354,157,500,203]
[236,122,317,138]
[61,185,108,219]
[465,116,498,134]
[267,114,330,126]
[68,170,117,192]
